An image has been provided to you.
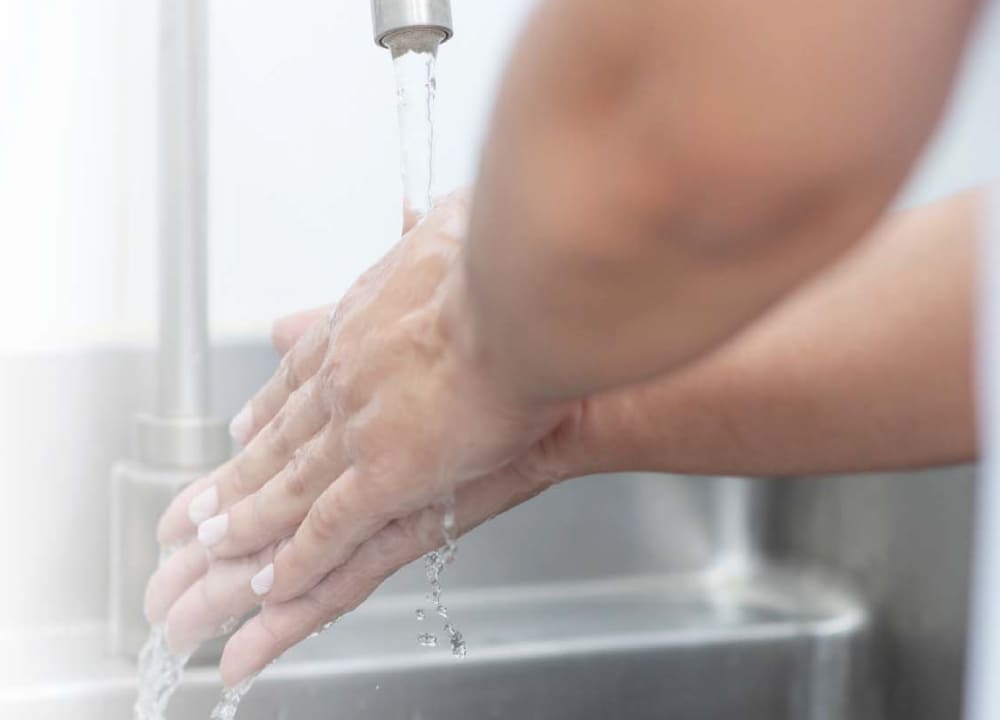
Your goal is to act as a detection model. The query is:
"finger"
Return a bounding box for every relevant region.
[257,465,402,603]
[155,474,217,546]
[230,314,330,447]
[263,454,547,604]
[157,377,330,547]
[271,305,333,357]
[208,425,348,560]
[144,540,210,624]
[164,542,278,656]
[220,465,554,686]
[221,506,444,686]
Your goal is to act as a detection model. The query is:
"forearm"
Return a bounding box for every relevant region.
[465,0,980,404]
[568,189,981,478]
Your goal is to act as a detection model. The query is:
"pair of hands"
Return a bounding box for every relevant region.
[144,191,591,686]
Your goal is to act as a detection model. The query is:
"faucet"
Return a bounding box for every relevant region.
[371,0,454,54]
[109,0,230,659]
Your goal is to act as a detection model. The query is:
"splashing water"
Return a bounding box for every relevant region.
[134,624,193,720]
[209,674,258,720]
[415,500,467,658]
[387,29,441,220]
[307,619,338,640]
[134,547,193,720]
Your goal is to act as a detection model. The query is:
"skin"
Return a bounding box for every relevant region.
[145,0,984,687]
[465,0,979,403]
[146,188,981,683]
[274,190,981,477]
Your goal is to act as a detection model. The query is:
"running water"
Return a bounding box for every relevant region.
[415,501,467,658]
[134,550,193,720]
[387,31,467,659]
[208,675,258,720]
[388,29,440,219]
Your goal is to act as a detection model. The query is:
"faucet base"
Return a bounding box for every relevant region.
[108,460,227,663]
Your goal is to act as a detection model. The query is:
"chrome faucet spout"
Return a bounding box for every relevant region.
[371,0,454,50]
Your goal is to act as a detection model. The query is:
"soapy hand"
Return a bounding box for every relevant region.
[144,191,586,685]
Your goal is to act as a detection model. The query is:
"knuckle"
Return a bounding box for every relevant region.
[246,492,268,541]
[265,424,292,460]
[229,460,253,496]
[316,354,342,389]
[280,352,302,393]
[255,611,287,655]
[307,492,344,544]
[317,354,359,417]
[366,522,407,569]
[267,406,287,436]
[283,462,309,499]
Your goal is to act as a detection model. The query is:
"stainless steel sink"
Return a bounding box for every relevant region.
[0,473,876,720]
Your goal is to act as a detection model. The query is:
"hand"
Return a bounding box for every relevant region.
[145,191,586,684]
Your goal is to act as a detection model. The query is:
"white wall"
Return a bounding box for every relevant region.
[901,0,1000,206]
[0,0,538,352]
[0,0,997,353]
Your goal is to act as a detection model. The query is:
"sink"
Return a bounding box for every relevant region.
[0,474,878,719]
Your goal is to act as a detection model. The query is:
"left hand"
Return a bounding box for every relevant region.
[144,191,585,685]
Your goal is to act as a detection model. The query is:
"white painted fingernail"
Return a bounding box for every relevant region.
[188,486,219,526]
[251,564,274,596]
[229,403,254,445]
[198,513,229,547]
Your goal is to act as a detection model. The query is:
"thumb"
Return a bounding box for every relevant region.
[271,305,333,356]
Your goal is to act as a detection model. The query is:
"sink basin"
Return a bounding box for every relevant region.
[0,474,877,719]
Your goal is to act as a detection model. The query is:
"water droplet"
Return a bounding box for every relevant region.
[415,609,425,621]
[417,633,438,648]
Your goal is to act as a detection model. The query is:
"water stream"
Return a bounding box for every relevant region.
[134,550,193,720]
[388,29,440,219]
[387,30,468,659]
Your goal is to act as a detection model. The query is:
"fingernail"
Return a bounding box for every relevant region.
[229,403,254,445]
[198,513,229,547]
[251,564,274,596]
[188,486,219,526]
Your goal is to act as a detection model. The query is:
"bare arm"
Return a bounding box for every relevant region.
[464,0,981,404]
[562,189,982,478]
